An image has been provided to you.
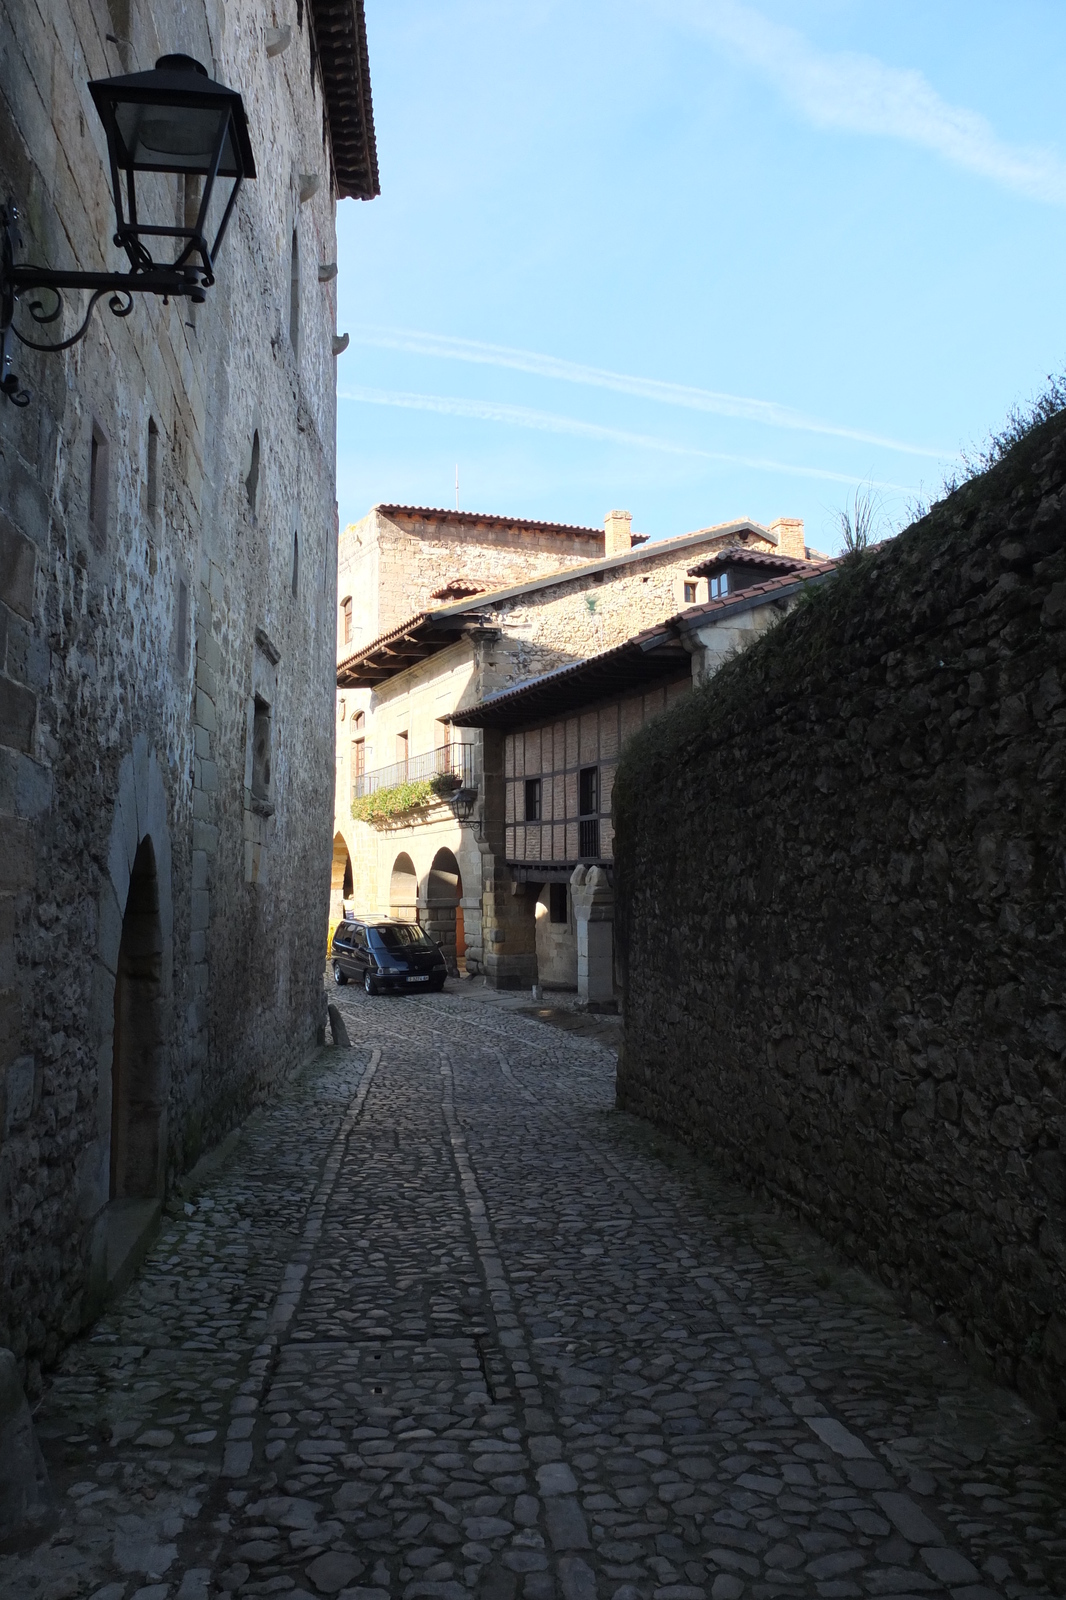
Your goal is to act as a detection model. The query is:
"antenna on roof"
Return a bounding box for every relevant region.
[455,464,459,512]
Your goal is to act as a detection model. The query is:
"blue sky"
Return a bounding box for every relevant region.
[335,1,1066,552]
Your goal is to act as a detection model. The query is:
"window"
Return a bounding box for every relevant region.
[251,696,273,808]
[245,430,260,515]
[396,730,409,768]
[579,765,599,860]
[549,883,568,924]
[341,596,352,643]
[683,581,697,603]
[352,738,365,776]
[89,420,109,551]
[579,818,600,859]
[147,418,160,526]
[174,578,189,670]
[710,572,729,599]
[352,711,365,732]
[524,777,541,821]
[289,228,300,355]
[291,530,299,597]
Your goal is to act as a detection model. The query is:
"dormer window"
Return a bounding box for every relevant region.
[710,572,730,599]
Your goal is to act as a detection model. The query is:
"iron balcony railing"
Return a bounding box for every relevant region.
[352,740,480,801]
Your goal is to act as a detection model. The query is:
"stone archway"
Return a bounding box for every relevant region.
[389,852,418,922]
[85,736,174,1319]
[330,831,353,924]
[424,847,463,974]
[110,836,165,1200]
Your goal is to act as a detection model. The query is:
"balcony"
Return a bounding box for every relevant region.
[352,741,480,802]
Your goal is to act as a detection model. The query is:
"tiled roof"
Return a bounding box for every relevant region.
[686,546,815,578]
[447,630,690,730]
[312,0,380,200]
[337,609,493,688]
[339,518,806,690]
[375,505,604,539]
[660,560,838,636]
[452,561,839,727]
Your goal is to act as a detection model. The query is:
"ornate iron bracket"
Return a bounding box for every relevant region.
[1,201,207,407]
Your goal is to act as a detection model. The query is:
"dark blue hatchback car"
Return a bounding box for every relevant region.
[330,916,448,996]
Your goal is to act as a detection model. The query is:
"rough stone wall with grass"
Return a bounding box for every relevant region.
[614,414,1066,1421]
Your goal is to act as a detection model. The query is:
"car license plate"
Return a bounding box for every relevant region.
[408,975,429,982]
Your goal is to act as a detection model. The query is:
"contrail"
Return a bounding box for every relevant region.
[670,0,1066,207]
[338,385,912,490]
[347,326,948,461]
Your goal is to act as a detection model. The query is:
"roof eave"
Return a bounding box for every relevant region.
[311,0,380,200]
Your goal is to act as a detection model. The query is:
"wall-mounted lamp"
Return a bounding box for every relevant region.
[1,53,255,406]
[448,787,479,824]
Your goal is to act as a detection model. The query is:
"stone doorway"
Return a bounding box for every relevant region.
[425,848,464,974]
[110,836,165,1202]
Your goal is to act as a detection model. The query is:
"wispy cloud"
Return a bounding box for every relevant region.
[338,384,910,489]
[672,0,1066,205]
[349,326,946,459]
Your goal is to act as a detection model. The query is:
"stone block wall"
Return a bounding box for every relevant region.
[481,531,775,692]
[338,508,605,654]
[0,0,344,1384]
[614,415,1066,1419]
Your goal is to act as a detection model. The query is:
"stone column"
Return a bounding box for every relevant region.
[570,865,615,1011]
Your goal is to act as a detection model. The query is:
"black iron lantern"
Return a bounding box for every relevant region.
[1,53,255,406]
[89,54,255,286]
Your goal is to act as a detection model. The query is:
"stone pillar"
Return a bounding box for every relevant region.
[571,865,615,1011]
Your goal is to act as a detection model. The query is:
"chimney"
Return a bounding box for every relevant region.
[769,517,805,558]
[604,509,632,557]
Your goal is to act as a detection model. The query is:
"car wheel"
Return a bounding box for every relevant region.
[332,961,348,986]
[364,970,377,995]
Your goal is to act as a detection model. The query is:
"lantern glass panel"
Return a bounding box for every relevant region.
[113,102,238,175]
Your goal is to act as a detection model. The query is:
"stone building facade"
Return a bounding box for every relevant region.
[332,510,824,990]
[447,553,836,1000]
[0,0,377,1387]
[613,413,1066,1420]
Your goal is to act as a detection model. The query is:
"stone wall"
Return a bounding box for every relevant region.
[483,530,777,691]
[614,415,1066,1419]
[0,0,349,1385]
[338,507,605,653]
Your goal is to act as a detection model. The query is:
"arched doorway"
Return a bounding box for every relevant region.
[111,836,165,1200]
[330,832,353,924]
[424,847,464,974]
[389,852,418,922]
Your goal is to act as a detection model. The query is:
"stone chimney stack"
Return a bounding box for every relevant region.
[604,509,632,557]
[769,517,806,558]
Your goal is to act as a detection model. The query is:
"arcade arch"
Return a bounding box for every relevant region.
[389,852,418,922]
[424,847,464,973]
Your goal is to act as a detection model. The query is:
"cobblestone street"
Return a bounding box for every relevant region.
[3,985,1064,1600]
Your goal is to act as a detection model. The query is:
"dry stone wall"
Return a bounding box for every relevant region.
[614,415,1066,1421]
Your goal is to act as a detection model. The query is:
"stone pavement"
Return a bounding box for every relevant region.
[2,982,1064,1600]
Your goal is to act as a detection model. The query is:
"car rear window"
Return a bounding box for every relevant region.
[372,924,436,951]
